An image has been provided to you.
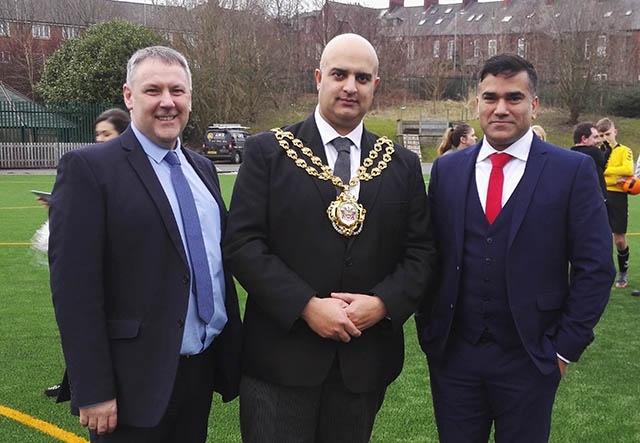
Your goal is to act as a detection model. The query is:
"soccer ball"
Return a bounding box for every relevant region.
[621,176,640,195]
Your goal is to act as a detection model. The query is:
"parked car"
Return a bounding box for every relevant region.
[200,124,249,164]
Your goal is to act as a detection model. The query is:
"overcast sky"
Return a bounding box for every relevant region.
[117,0,500,8]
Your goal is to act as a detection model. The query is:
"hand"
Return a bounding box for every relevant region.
[557,359,568,377]
[301,297,361,342]
[331,292,388,331]
[36,197,49,210]
[79,398,118,435]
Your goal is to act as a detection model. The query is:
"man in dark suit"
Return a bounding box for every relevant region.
[224,33,437,443]
[415,54,615,442]
[49,46,241,443]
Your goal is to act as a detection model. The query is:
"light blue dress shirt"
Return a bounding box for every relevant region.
[132,124,227,355]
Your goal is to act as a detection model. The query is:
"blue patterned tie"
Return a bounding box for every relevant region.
[164,150,214,323]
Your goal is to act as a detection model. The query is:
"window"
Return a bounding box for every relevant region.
[597,35,607,57]
[584,39,591,59]
[0,51,10,63]
[62,26,78,40]
[488,39,497,57]
[162,31,174,43]
[32,24,50,39]
[407,41,415,60]
[0,21,9,37]
[517,38,526,57]
[447,40,455,60]
[433,40,440,58]
[502,16,512,23]
[473,40,480,58]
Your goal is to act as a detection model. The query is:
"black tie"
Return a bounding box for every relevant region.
[332,137,352,193]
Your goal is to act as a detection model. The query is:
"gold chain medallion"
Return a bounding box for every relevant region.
[271,128,395,237]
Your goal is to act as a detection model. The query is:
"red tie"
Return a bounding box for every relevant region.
[486,153,513,224]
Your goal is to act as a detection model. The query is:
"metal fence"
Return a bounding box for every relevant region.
[0,102,117,143]
[0,142,85,169]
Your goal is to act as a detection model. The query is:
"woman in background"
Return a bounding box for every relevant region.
[94,108,131,142]
[437,123,477,156]
[532,124,547,141]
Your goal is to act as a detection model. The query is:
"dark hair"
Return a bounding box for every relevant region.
[437,123,473,156]
[94,108,131,135]
[479,53,537,95]
[573,122,595,144]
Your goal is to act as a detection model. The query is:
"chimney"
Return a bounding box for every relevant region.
[462,0,477,8]
[503,0,513,6]
[390,0,404,11]
[423,0,437,10]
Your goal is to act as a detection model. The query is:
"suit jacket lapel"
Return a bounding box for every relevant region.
[508,138,548,248]
[292,115,337,208]
[183,147,228,232]
[453,146,479,261]
[122,130,188,264]
[356,129,383,213]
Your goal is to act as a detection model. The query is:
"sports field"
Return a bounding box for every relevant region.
[1,172,640,442]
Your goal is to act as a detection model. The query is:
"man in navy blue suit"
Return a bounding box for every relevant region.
[49,46,241,442]
[416,54,614,442]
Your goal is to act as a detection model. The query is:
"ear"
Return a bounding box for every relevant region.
[123,84,134,111]
[531,96,539,119]
[314,68,322,91]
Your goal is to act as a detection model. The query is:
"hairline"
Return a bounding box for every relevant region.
[126,46,192,89]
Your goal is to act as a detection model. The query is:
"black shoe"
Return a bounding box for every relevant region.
[632,290,640,297]
[44,384,61,398]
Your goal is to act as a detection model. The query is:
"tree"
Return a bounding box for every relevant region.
[36,20,165,105]
[534,1,610,124]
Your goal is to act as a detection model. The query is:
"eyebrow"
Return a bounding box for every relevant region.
[331,68,373,81]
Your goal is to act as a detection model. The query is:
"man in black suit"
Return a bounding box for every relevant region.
[224,33,437,443]
[416,54,614,442]
[49,46,241,443]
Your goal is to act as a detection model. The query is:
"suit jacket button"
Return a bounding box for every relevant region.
[182,275,190,284]
[177,319,185,328]
[345,258,353,267]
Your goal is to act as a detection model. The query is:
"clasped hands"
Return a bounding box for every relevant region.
[301,293,387,343]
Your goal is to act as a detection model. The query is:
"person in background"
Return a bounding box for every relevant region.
[43,108,131,399]
[224,33,437,443]
[437,123,477,156]
[49,46,241,442]
[94,108,131,142]
[417,53,614,443]
[531,124,546,141]
[598,117,634,289]
[570,122,607,200]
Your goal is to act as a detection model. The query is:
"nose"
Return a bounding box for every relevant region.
[494,98,510,115]
[159,89,175,107]
[343,75,357,94]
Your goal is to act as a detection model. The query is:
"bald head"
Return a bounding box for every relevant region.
[320,33,379,77]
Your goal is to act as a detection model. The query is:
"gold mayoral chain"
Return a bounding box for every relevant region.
[271,127,395,237]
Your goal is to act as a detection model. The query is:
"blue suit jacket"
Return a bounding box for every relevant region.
[416,136,615,374]
[49,127,242,427]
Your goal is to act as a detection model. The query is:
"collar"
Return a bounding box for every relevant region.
[314,106,363,150]
[477,128,533,163]
[131,123,184,164]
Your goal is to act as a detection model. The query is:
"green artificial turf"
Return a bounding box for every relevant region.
[1,172,639,442]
